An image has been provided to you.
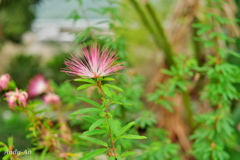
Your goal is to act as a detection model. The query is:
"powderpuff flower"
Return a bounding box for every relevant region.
[27,74,49,98]
[42,93,61,105]
[0,74,10,91]
[6,89,28,110]
[62,43,125,78]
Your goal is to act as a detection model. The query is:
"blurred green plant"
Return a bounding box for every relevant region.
[6,54,43,89]
[0,0,42,43]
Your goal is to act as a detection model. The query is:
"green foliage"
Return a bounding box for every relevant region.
[44,52,71,84]
[6,54,43,89]
[0,0,41,43]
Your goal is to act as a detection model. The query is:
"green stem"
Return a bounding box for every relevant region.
[145,2,176,67]
[129,0,175,67]
[97,80,117,157]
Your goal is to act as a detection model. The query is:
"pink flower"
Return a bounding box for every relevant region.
[62,43,125,78]
[6,89,28,109]
[0,74,10,91]
[27,74,50,98]
[42,93,61,105]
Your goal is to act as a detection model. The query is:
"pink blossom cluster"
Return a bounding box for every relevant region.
[0,73,10,91]
[0,73,28,109]
[6,89,28,110]
[62,43,125,78]
[27,74,61,105]
[1,73,61,109]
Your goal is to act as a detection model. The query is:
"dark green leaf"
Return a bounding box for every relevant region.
[102,85,112,97]
[71,108,100,116]
[89,119,105,131]
[80,148,107,160]
[121,151,137,157]
[75,78,96,84]
[79,135,108,147]
[78,97,102,108]
[119,122,135,136]
[77,84,93,90]
[105,84,123,92]
[118,134,147,140]
[108,118,119,136]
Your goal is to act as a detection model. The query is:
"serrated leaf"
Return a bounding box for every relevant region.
[118,134,147,140]
[89,119,105,131]
[102,77,115,81]
[77,84,93,90]
[80,148,107,160]
[108,118,119,136]
[121,151,137,157]
[102,85,112,97]
[105,84,123,92]
[81,115,99,123]
[119,122,135,136]
[71,108,100,116]
[79,135,108,147]
[78,97,101,108]
[82,130,106,136]
[75,78,96,84]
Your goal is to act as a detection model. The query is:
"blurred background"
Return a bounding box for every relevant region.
[1,0,240,160]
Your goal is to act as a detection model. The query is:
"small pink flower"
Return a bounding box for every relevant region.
[62,43,125,78]
[0,74,10,91]
[6,89,28,109]
[27,74,49,97]
[42,93,61,105]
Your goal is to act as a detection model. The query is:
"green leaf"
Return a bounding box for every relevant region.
[80,148,107,160]
[108,118,119,136]
[121,151,137,157]
[75,78,96,84]
[71,108,100,116]
[102,85,112,97]
[119,122,136,136]
[116,156,122,160]
[118,134,147,140]
[77,84,93,90]
[81,115,99,123]
[79,135,108,147]
[78,97,102,108]
[116,145,121,155]
[89,119,105,131]
[7,137,13,146]
[109,157,115,160]
[105,84,123,92]
[82,130,106,136]
[102,77,115,81]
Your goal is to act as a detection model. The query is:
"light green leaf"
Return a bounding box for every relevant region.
[119,122,136,136]
[105,84,123,92]
[77,97,102,108]
[75,78,96,84]
[71,108,100,116]
[102,85,112,97]
[80,148,107,160]
[79,135,108,147]
[108,119,119,136]
[116,156,122,160]
[118,134,147,140]
[82,130,106,136]
[121,151,137,157]
[77,84,93,90]
[102,77,115,81]
[89,119,105,131]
